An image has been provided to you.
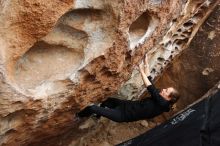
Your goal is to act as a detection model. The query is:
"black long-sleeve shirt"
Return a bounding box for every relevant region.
[122,76,171,122]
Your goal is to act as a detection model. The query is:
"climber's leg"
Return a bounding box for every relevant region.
[100,98,125,108]
[78,105,125,122]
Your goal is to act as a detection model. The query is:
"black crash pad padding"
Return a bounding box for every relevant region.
[117,90,220,146]
[200,90,220,146]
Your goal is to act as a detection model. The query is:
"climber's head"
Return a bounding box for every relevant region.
[160,87,180,104]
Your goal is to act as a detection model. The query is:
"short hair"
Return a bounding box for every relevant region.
[169,88,180,105]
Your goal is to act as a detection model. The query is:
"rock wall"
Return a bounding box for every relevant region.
[157,4,220,111]
[0,0,219,146]
[61,5,220,146]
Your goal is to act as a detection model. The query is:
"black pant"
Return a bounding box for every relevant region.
[78,98,126,122]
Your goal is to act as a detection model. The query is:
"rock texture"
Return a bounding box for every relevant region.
[157,4,220,111]
[60,3,220,146]
[0,0,219,146]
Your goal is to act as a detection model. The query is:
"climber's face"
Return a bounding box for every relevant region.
[159,87,174,100]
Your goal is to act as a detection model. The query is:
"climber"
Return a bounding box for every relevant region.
[77,54,180,122]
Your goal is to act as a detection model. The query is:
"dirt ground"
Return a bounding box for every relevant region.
[68,115,167,146]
